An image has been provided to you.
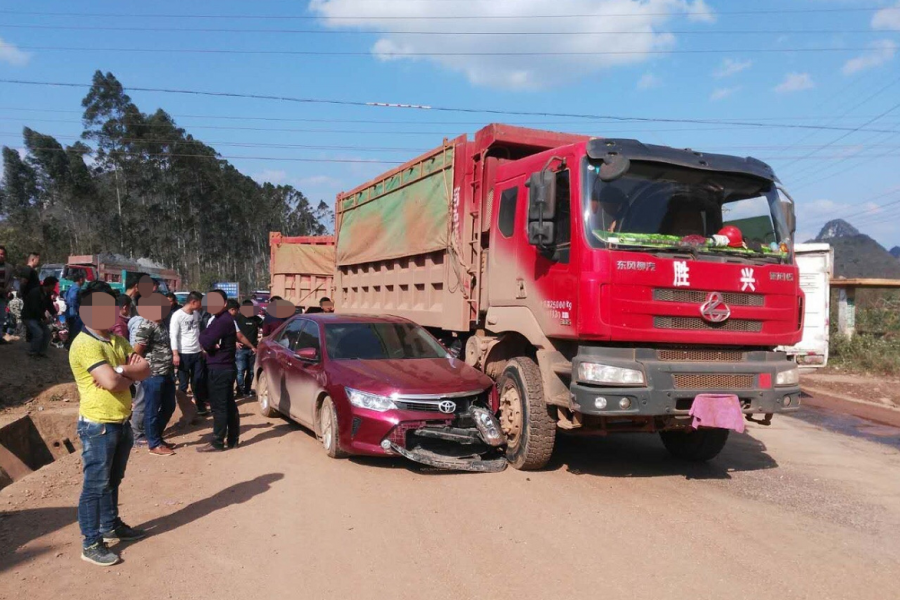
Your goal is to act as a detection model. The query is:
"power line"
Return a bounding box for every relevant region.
[0,7,889,19]
[0,23,885,36]
[3,78,899,135]
[12,44,885,57]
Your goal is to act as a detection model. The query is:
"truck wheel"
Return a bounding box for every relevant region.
[659,428,730,462]
[498,357,556,470]
[318,396,348,459]
[257,371,279,418]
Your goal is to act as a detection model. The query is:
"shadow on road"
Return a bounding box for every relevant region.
[0,506,75,573]
[139,473,284,537]
[547,430,778,479]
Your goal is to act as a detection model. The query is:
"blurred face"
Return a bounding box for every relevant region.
[240,304,256,318]
[268,299,294,319]
[187,298,202,311]
[28,255,40,267]
[206,292,226,315]
[81,292,117,331]
[168,296,177,307]
[136,292,171,323]
[320,300,334,313]
[137,276,155,298]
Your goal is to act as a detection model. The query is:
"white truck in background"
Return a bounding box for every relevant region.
[779,243,834,368]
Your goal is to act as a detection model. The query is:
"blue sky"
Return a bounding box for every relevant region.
[1,0,899,248]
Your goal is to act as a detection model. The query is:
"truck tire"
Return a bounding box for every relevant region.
[497,357,556,470]
[659,428,730,462]
[257,371,279,418]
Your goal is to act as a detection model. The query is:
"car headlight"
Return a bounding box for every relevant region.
[776,368,800,386]
[577,362,645,385]
[346,387,397,412]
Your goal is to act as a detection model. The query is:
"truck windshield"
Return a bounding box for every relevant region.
[582,159,791,262]
[325,322,448,360]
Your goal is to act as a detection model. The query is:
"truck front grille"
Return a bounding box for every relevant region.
[654,316,763,333]
[658,349,745,362]
[672,373,755,390]
[653,289,764,307]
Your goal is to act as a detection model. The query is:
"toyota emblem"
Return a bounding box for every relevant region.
[438,400,457,414]
[700,292,731,323]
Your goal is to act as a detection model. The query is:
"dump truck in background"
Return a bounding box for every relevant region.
[269,233,335,311]
[278,123,805,470]
[61,254,181,295]
[778,243,833,368]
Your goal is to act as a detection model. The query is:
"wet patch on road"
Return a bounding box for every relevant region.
[788,405,900,450]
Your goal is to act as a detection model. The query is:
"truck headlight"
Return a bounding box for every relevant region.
[346,388,397,412]
[776,368,800,386]
[577,362,645,386]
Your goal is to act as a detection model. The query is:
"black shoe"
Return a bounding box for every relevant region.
[196,407,210,416]
[81,542,120,566]
[226,440,239,449]
[102,522,147,543]
[196,442,225,453]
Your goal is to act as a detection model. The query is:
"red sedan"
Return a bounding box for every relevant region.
[254,314,507,472]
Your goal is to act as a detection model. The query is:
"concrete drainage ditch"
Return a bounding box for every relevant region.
[0,408,79,490]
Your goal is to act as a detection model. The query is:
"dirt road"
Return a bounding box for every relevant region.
[2,398,900,600]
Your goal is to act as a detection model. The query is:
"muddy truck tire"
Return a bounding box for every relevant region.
[256,371,279,418]
[659,428,730,462]
[498,357,556,470]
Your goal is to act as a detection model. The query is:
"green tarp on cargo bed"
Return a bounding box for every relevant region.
[336,147,453,266]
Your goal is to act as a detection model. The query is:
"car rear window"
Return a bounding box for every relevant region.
[325,323,447,360]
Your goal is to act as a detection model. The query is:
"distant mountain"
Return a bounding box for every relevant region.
[812,219,900,279]
[891,246,900,259]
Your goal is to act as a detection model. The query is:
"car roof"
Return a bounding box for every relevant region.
[295,313,414,326]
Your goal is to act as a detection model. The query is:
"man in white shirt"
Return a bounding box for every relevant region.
[170,291,209,415]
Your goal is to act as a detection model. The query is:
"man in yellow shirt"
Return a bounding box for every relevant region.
[69,281,150,567]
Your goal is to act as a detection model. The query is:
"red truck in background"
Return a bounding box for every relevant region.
[275,123,804,470]
[269,233,335,311]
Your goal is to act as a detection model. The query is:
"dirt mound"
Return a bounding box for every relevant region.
[0,342,74,416]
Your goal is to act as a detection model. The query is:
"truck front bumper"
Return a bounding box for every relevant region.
[569,346,801,418]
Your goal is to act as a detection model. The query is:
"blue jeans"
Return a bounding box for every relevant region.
[77,418,133,548]
[24,319,50,355]
[142,374,176,449]
[235,348,255,395]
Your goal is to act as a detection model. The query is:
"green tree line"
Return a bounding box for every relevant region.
[0,70,330,291]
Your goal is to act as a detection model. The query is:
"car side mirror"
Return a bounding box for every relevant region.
[295,347,318,361]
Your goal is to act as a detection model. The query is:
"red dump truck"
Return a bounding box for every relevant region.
[276,124,804,470]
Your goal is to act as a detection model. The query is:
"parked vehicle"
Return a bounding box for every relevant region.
[273,124,805,469]
[174,291,190,305]
[255,313,506,472]
[778,243,833,367]
[62,254,181,295]
[269,233,334,311]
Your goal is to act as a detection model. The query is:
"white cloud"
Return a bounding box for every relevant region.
[774,72,814,94]
[309,0,716,90]
[841,40,897,75]
[872,2,900,30]
[296,175,342,188]
[710,86,740,101]
[637,72,662,90]
[252,169,288,185]
[713,58,752,78]
[0,37,30,67]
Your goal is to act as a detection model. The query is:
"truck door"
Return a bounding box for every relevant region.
[488,180,526,307]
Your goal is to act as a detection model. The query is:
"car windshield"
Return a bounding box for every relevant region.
[325,322,448,360]
[583,159,792,263]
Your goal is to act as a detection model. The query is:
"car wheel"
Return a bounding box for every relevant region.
[257,371,279,418]
[497,357,556,470]
[319,396,347,459]
[659,428,730,462]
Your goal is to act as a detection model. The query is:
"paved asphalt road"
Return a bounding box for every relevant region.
[2,398,899,600]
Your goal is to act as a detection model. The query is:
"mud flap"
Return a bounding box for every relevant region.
[388,442,508,473]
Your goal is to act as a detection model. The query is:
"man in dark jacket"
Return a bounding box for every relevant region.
[197,290,255,452]
[233,299,263,398]
[23,276,57,357]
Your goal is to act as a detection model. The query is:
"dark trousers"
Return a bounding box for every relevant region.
[208,368,239,448]
[235,348,255,395]
[142,374,176,449]
[177,352,208,410]
[77,419,133,548]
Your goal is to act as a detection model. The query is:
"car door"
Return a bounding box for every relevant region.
[261,318,303,413]
[284,319,324,427]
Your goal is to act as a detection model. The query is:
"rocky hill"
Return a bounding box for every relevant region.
[813,219,900,279]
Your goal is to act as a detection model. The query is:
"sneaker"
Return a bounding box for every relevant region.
[196,442,225,453]
[149,445,175,457]
[102,522,147,543]
[81,542,120,567]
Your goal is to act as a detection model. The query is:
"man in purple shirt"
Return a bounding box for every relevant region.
[196,290,255,452]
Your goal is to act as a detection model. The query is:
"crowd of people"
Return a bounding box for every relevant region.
[1,249,337,567]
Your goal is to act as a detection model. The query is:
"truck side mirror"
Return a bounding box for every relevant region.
[781,201,796,234]
[526,169,557,246]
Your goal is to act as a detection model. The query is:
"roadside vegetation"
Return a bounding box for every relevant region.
[829,290,900,375]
